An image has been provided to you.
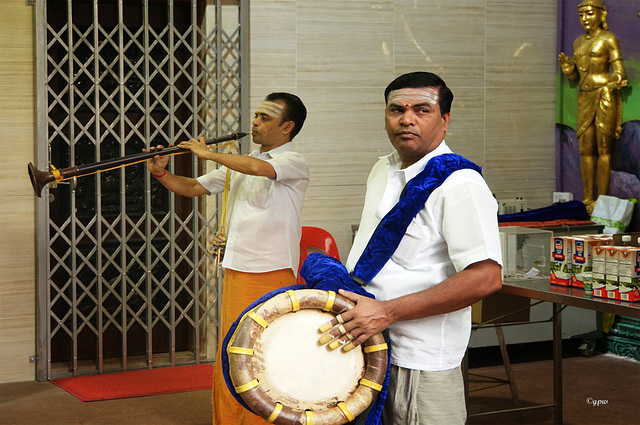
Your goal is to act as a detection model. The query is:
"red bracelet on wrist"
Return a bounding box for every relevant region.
[152,170,167,178]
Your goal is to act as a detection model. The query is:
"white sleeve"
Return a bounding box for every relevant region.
[439,170,503,272]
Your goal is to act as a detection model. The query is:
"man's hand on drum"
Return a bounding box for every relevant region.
[318,289,392,352]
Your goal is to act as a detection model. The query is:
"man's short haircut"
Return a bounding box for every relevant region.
[384,71,454,116]
[265,92,307,140]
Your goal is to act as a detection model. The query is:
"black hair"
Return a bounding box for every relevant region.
[384,72,454,115]
[265,92,307,140]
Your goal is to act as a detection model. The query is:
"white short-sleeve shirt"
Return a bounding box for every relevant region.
[346,141,502,371]
[197,142,309,274]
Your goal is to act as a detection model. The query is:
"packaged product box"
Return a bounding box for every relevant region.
[618,247,640,302]
[592,245,608,298]
[571,235,610,288]
[592,272,607,298]
[605,247,621,300]
[592,245,607,274]
[550,236,572,286]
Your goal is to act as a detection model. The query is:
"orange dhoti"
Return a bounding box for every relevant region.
[212,268,297,425]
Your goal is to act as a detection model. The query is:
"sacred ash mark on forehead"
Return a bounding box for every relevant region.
[256,101,285,118]
[387,87,439,108]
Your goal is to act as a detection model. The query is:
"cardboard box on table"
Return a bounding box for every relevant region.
[550,236,573,286]
[618,246,640,302]
[592,245,607,297]
[472,293,531,325]
[570,235,611,289]
[604,247,621,300]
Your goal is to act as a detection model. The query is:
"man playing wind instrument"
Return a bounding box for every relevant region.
[147,92,309,425]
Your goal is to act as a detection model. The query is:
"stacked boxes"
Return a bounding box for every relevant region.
[551,233,640,302]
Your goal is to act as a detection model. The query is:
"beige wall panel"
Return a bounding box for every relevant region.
[484,86,556,208]
[393,0,485,88]
[301,184,368,259]
[486,1,557,88]
[296,0,394,88]
[443,87,486,166]
[485,87,556,146]
[484,152,556,207]
[482,0,557,210]
[394,55,486,92]
[0,321,34,382]
[296,87,391,184]
[0,225,34,271]
[294,86,393,257]
[249,1,297,89]
[0,195,35,224]
[0,0,36,383]
[0,283,35,320]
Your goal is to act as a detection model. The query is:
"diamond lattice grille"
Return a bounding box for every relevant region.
[36,0,246,380]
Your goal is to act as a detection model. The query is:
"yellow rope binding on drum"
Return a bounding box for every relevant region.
[305,410,314,424]
[235,379,259,394]
[286,290,300,312]
[247,311,269,328]
[363,343,388,353]
[228,346,254,355]
[322,290,336,312]
[359,378,383,392]
[337,402,355,422]
[266,402,283,423]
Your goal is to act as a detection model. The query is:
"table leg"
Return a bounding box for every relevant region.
[553,303,563,425]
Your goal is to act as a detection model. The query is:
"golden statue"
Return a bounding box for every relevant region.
[558,0,627,212]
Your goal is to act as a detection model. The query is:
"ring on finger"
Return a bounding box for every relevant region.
[345,332,354,341]
[336,314,344,324]
[337,324,348,335]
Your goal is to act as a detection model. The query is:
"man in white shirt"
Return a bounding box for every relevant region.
[147,92,309,425]
[320,72,502,424]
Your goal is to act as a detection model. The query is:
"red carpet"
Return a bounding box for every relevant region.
[51,364,214,402]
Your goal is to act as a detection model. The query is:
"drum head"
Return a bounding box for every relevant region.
[227,289,387,425]
[253,309,364,410]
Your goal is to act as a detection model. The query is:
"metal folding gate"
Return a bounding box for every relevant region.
[33,0,249,380]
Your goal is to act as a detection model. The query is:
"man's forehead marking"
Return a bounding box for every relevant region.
[387,88,439,106]
[256,101,284,118]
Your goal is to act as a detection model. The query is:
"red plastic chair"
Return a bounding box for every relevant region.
[297,226,341,284]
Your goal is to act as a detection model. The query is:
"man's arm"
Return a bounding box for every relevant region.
[178,137,277,178]
[329,259,502,347]
[146,136,277,197]
[146,149,210,198]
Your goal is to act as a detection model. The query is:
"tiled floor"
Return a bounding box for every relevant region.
[467,354,639,425]
[1,351,638,425]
